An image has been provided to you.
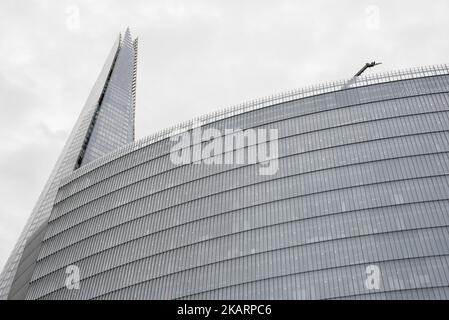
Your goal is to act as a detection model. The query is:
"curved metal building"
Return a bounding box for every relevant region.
[2,32,449,299]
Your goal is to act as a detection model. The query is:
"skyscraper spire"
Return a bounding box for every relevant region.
[79,29,138,166]
[0,29,138,300]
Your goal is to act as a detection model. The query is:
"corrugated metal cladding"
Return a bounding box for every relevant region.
[27,69,449,299]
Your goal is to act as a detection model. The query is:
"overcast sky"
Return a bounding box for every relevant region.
[0,0,448,270]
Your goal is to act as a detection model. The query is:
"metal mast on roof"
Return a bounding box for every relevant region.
[354,61,382,77]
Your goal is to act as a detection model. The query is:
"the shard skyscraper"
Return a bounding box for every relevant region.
[0,29,138,300]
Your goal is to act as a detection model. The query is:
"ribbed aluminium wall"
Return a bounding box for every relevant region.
[27,72,449,299]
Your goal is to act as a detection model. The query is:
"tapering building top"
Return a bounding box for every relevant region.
[0,29,138,300]
[79,28,138,166]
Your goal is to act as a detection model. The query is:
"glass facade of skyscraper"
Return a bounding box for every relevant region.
[0,29,138,300]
